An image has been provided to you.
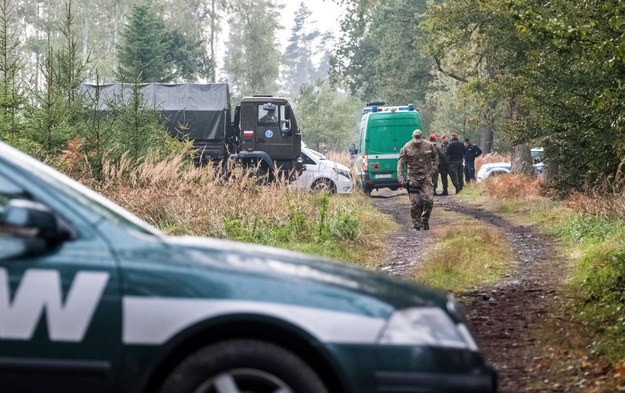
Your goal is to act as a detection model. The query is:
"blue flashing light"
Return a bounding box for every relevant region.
[408,104,414,111]
[371,105,378,112]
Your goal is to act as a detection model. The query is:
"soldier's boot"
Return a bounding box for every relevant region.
[413,223,421,231]
[441,189,448,196]
[422,223,429,230]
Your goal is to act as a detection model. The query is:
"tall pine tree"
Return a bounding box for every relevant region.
[283,2,320,94]
[223,0,281,98]
[0,0,25,144]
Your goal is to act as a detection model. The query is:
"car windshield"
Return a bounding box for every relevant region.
[0,142,162,237]
[307,148,327,160]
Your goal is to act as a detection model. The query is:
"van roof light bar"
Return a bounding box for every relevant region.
[363,103,416,114]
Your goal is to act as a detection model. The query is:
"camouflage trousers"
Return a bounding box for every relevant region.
[449,160,464,192]
[407,180,434,228]
[437,164,449,192]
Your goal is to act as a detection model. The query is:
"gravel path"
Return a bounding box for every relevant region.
[369,188,568,392]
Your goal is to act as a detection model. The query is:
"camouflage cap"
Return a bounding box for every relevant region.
[412,129,423,139]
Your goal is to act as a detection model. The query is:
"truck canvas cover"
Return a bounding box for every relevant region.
[80,83,232,158]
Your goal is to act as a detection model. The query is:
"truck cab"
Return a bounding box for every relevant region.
[236,96,303,179]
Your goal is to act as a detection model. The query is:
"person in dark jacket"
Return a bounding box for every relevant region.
[463,138,482,183]
[446,132,465,193]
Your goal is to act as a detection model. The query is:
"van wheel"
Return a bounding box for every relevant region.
[311,178,336,193]
[158,340,328,393]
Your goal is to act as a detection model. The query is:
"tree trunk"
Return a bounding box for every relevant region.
[542,146,558,182]
[511,144,534,175]
[479,125,493,154]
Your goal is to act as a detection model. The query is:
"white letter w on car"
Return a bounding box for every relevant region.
[0,269,109,341]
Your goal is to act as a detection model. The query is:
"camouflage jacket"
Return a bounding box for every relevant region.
[397,139,438,182]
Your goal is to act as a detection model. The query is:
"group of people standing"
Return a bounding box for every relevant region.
[396,129,482,231]
[430,132,482,196]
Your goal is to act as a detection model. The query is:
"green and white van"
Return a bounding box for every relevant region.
[350,103,423,194]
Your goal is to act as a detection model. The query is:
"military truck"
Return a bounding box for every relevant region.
[349,102,423,194]
[80,83,303,179]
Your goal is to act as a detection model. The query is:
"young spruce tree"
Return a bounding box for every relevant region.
[117,4,171,83]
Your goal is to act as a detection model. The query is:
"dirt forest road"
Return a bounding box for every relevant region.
[370,188,569,393]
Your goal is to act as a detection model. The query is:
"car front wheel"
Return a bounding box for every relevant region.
[311,178,336,193]
[158,339,328,393]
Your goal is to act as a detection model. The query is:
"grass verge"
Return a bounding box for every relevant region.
[467,173,625,391]
[414,208,514,292]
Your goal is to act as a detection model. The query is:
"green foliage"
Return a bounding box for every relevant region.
[24,2,89,158]
[332,0,433,104]
[223,192,361,259]
[507,0,623,191]
[295,79,361,150]
[283,2,321,93]
[223,0,281,98]
[117,4,171,83]
[0,0,26,144]
[165,29,212,81]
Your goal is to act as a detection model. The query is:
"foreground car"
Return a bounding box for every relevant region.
[0,140,496,393]
[296,145,353,194]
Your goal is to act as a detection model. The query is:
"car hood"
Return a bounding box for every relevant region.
[159,236,448,317]
[318,160,350,172]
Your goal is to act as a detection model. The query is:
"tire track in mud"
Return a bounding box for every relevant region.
[370,189,567,392]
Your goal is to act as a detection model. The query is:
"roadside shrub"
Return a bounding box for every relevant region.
[577,237,625,304]
[484,174,543,199]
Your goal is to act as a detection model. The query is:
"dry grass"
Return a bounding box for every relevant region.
[57,147,395,264]
[483,174,544,199]
[324,150,354,167]
[92,154,309,236]
[566,186,625,219]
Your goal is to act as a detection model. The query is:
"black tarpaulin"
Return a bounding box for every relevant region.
[80,83,231,142]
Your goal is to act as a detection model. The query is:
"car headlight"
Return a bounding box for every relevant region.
[334,168,352,179]
[378,307,479,351]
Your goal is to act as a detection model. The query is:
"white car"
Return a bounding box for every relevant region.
[296,145,353,193]
[476,161,543,182]
[476,162,512,182]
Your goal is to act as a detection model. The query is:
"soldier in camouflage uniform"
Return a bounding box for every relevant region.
[397,129,439,230]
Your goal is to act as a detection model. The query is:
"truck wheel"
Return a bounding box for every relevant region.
[311,178,336,193]
[158,339,328,393]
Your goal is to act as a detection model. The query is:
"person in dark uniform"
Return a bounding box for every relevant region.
[446,132,465,194]
[463,138,482,183]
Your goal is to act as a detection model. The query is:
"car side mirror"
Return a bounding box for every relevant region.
[1,199,71,245]
[348,143,358,155]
